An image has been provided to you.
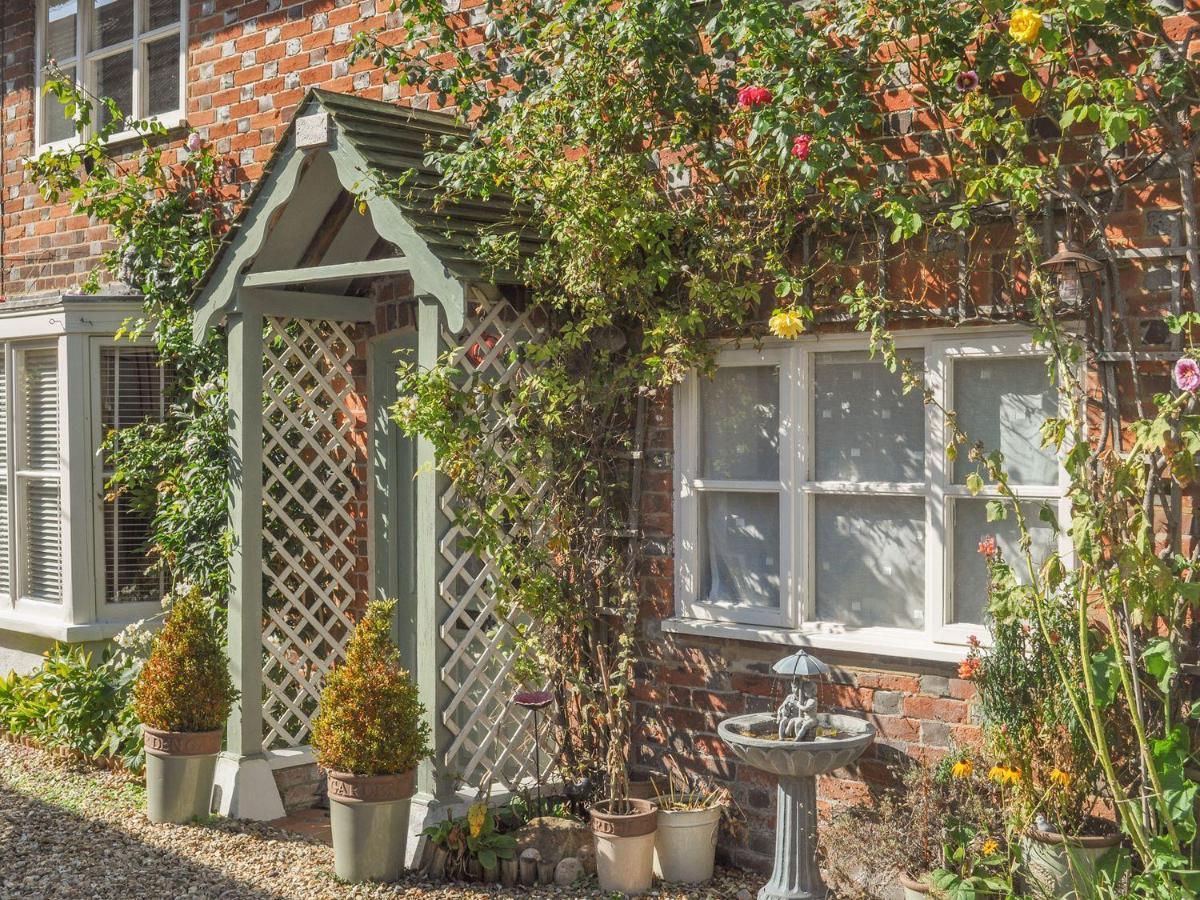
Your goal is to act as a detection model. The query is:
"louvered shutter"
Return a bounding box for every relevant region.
[100,347,167,604]
[18,347,61,603]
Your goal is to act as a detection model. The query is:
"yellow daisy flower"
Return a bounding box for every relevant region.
[981,838,999,856]
[769,308,806,340]
[1009,8,1043,46]
[1049,768,1072,788]
[951,759,974,779]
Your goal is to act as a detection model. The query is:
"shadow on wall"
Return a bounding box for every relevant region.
[0,784,285,900]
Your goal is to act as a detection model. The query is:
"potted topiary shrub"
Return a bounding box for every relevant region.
[589,764,659,894]
[310,599,432,883]
[133,585,236,824]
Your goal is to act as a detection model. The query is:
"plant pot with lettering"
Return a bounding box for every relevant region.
[134,586,236,824]
[311,600,432,883]
[1020,825,1126,898]
[589,798,659,895]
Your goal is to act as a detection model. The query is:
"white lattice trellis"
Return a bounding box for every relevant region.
[261,316,360,750]
[438,297,556,792]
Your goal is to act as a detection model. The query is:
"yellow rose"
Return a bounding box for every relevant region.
[1009,7,1043,46]
[769,308,806,340]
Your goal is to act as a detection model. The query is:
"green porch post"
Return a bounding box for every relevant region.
[213,298,286,820]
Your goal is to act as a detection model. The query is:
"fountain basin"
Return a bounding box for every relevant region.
[718,713,876,778]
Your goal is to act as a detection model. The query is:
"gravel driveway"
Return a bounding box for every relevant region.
[0,740,760,899]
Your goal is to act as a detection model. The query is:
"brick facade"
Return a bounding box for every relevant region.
[2,0,1197,875]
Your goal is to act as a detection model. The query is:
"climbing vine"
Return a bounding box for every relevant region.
[355,0,1200,886]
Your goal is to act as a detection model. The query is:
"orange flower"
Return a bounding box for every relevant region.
[958,657,982,680]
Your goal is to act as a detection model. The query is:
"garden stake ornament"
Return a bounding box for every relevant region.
[514,690,554,815]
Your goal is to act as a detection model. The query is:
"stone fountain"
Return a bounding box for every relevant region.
[718,650,875,900]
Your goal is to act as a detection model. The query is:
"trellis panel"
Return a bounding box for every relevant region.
[437,298,556,792]
[260,316,360,750]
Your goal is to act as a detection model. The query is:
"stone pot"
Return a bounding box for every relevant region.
[142,726,221,824]
[653,795,722,884]
[1021,826,1125,898]
[899,873,932,900]
[327,769,416,883]
[589,798,658,895]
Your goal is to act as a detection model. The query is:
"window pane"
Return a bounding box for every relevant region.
[699,491,780,609]
[145,35,180,116]
[22,349,59,472]
[96,51,133,128]
[147,0,181,29]
[0,356,8,595]
[25,480,62,603]
[42,66,77,144]
[814,349,925,483]
[46,1,78,62]
[104,495,159,603]
[953,357,1058,486]
[815,495,925,629]
[951,499,1057,625]
[91,0,133,51]
[699,366,779,480]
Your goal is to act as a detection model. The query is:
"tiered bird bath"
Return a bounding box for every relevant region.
[718,651,876,900]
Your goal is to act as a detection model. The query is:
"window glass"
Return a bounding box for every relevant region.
[91,0,133,51]
[953,357,1058,486]
[699,492,780,609]
[951,499,1057,625]
[815,495,925,628]
[699,365,779,480]
[145,35,180,116]
[19,348,61,604]
[42,67,77,143]
[147,0,180,29]
[0,356,8,596]
[46,1,78,62]
[96,51,134,127]
[814,349,925,483]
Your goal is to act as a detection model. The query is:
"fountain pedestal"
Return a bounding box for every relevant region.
[718,713,876,900]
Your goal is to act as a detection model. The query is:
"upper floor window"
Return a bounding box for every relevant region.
[674,331,1069,650]
[38,0,186,147]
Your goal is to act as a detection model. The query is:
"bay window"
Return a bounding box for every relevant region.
[37,0,187,147]
[674,330,1070,655]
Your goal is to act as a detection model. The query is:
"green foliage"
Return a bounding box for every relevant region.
[424,802,518,876]
[27,75,231,599]
[310,600,432,776]
[133,586,236,733]
[0,640,148,772]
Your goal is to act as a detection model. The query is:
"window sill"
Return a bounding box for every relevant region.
[660,617,970,665]
[0,614,133,644]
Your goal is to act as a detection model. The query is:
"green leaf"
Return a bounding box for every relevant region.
[1141,637,1177,694]
[1090,645,1121,708]
[986,500,1007,522]
[966,472,983,496]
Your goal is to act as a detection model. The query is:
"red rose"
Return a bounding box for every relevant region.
[737,85,773,108]
[791,133,812,160]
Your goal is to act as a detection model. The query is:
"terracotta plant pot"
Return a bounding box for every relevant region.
[327,769,416,883]
[1021,826,1125,898]
[589,798,658,895]
[899,872,932,899]
[142,726,221,824]
[653,795,722,884]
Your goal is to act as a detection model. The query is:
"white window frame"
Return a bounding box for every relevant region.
[674,327,1073,657]
[90,337,168,618]
[35,0,188,151]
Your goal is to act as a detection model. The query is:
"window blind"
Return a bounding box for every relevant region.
[0,356,9,596]
[19,347,61,603]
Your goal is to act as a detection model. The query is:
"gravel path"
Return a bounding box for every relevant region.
[0,740,761,899]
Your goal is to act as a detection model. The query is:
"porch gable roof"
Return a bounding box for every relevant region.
[191,89,536,340]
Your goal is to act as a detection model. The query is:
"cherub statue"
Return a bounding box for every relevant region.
[776,681,819,741]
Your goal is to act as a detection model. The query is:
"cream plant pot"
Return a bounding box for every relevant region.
[590,798,659,895]
[327,770,416,883]
[143,726,221,824]
[653,796,722,884]
[899,873,932,900]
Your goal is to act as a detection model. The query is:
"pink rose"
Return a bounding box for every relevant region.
[791,133,812,161]
[186,132,203,153]
[1174,357,1200,393]
[737,85,773,108]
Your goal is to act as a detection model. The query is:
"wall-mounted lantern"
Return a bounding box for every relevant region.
[1040,240,1103,306]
